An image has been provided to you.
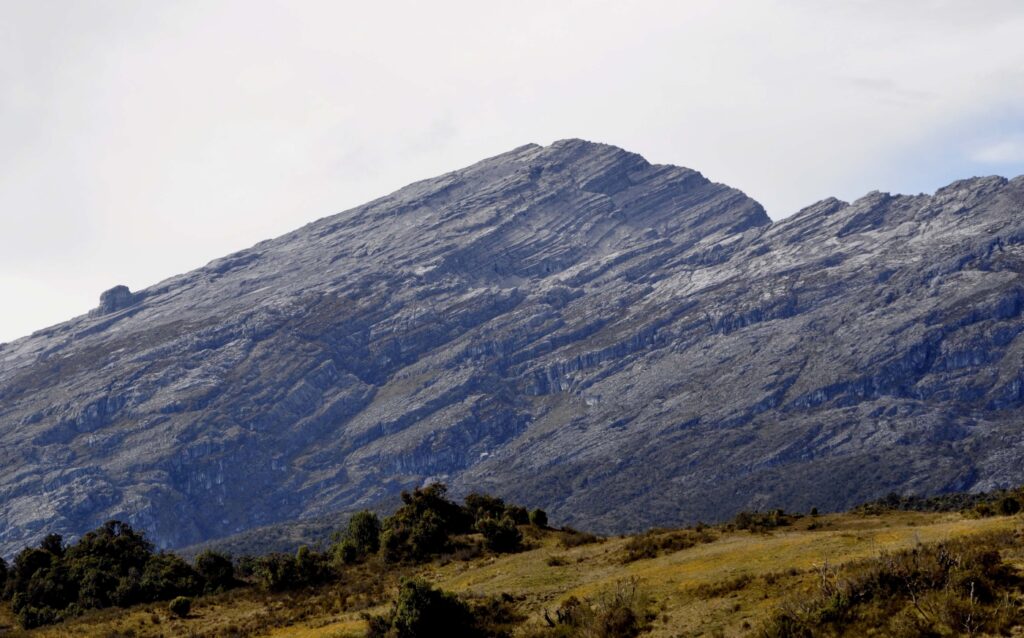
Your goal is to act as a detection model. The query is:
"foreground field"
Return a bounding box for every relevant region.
[3,509,1021,637]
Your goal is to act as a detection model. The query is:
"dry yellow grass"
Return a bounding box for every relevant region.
[6,511,1021,637]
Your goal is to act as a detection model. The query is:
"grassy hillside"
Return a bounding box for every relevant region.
[2,508,1021,637]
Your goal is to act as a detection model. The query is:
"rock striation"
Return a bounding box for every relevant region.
[2,139,1024,556]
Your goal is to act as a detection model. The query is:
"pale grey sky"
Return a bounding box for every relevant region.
[2,0,1024,343]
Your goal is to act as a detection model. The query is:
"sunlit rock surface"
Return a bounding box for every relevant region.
[2,139,1023,555]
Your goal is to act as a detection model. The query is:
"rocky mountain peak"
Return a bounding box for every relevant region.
[1,141,1023,557]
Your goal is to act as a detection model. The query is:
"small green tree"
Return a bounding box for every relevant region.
[168,595,191,618]
[464,492,507,524]
[253,553,298,592]
[505,505,530,525]
[476,516,522,553]
[140,553,202,601]
[332,510,381,565]
[295,545,329,586]
[194,550,235,594]
[380,484,469,563]
[367,579,479,638]
[38,534,65,558]
[529,508,548,528]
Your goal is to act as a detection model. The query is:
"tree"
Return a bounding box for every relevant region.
[332,510,381,564]
[253,547,329,592]
[140,553,202,601]
[505,505,530,525]
[380,484,469,563]
[476,516,522,553]
[194,550,235,594]
[464,493,507,524]
[253,553,298,592]
[39,534,65,558]
[5,520,204,629]
[367,579,480,638]
[529,509,548,528]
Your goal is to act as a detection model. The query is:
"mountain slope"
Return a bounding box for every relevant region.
[2,139,1023,555]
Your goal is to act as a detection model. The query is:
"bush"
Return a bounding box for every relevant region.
[254,546,330,592]
[168,595,191,618]
[140,553,203,601]
[997,496,1021,516]
[253,553,299,592]
[194,550,235,594]
[335,539,360,565]
[536,578,653,638]
[348,510,383,556]
[331,510,381,565]
[476,516,523,553]
[759,532,1023,636]
[733,509,792,533]
[529,509,548,528]
[620,528,716,563]
[558,529,601,549]
[506,505,530,526]
[380,484,470,563]
[464,493,508,524]
[5,521,195,627]
[366,579,480,638]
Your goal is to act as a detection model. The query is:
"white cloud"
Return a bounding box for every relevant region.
[1,0,1024,342]
[971,136,1024,164]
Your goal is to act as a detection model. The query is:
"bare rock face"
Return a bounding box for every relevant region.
[93,285,138,316]
[2,139,1023,556]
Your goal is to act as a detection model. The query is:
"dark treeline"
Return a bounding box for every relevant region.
[855,486,1023,517]
[0,484,547,629]
[0,521,236,628]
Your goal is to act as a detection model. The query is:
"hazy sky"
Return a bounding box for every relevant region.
[2,1,1024,343]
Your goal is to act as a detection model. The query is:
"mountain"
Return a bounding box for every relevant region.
[2,139,1023,556]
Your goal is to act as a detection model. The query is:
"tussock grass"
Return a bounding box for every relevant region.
[5,512,1020,638]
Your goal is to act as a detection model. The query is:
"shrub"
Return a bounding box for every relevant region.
[331,510,381,565]
[538,578,653,638]
[168,595,191,618]
[253,546,331,592]
[335,539,360,565]
[558,528,601,549]
[380,484,469,563]
[997,496,1021,516]
[506,505,530,525]
[194,550,235,594]
[253,553,299,592]
[974,502,995,517]
[140,553,203,601]
[366,579,480,638]
[347,510,383,556]
[476,516,523,553]
[621,528,716,563]
[733,509,792,533]
[464,493,508,524]
[759,532,1023,636]
[529,509,549,528]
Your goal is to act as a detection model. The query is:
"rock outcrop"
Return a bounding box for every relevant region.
[2,139,1023,556]
[92,285,139,316]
